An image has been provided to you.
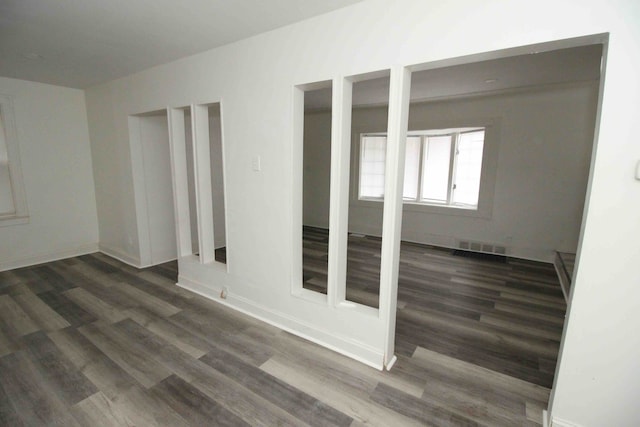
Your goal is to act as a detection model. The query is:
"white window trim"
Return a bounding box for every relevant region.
[352,120,500,219]
[0,95,29,227]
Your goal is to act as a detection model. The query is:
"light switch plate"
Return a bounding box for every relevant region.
[636,160,640,180]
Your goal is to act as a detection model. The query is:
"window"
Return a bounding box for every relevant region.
[359,127,485,209]
[0,96,28,225]
[0,112,14,216]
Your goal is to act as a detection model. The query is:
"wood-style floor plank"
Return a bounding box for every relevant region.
[47,327,139,400]
[109,385,191,427]
[190,366,309,427]
[38,290,98,327]
[200,346,354,427]
[0,351,81,426]
[79,322,172,388]
[303,228,566,388]
[0,240,565,426]
[149,375,251,427]
[371,382,478,427]
[64,287,127,324]
[261,357,425,427]
[0,294,40,337]
[22,331,98,406]
[13,290,71,331]
[71,391,134,427]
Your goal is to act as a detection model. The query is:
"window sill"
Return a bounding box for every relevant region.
[292,286,329,306]
[354,198,491,219]
[0,215,29,228]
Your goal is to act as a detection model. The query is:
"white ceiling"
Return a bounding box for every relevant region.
[304,44,603,110]
[0,0,363,88]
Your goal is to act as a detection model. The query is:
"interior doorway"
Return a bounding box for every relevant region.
[129,109,177,266]
[386,37,605,421]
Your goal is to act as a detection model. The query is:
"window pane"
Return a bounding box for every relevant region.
[0,113,15,215]
[421,135,451,202]
[453,130,485,206]
[403,136,421,200]
[359,136,387,198]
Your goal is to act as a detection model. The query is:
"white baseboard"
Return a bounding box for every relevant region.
[150,254,178,266]
[385,355,398,370]
[177,276,384,370]
[0,242,99,272]
[553,254,571,302]
[98,243,142,268]
[551,416,583,427]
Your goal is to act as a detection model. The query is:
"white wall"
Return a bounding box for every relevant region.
[304,82,599,261]
[303,110,332,227]
[139,113,177,264]
[0,76,98,270]
[86,83,141,264]
[84,0,640,425]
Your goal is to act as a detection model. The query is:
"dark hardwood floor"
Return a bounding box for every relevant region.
[303,227,566,389]
[0,234,564,426]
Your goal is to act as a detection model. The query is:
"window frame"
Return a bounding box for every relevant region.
[358,127,485,210]
[0,95,29,226]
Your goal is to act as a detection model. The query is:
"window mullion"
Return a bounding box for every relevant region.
[447,133,458,205]
[358,135,365,199]
[416,136,426,203]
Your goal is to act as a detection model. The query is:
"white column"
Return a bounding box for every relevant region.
[192,104,215,264]
[379,66,411,368]
[328,77,353,306]
[168,107,193,258]
[127,115,152,266]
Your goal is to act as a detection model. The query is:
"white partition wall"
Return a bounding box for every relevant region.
[86,1,640,424]
[127,110,177,267]
[168,103,228,269]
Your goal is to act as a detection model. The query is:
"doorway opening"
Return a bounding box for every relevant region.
[387,38,605,424]
[128,109,177,266]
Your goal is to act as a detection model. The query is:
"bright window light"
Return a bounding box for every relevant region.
[359,136,387,198]
[358,127,485,209]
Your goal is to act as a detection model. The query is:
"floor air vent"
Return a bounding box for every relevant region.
[453,240,508,263]
[452,249,507,263]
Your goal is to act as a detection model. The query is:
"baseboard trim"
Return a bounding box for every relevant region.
[385,355,398,370]
[553,253,571,303]
[177,276,384,370]
[0,242,99,272]
[98,244,142,268]
[551,416,583,427]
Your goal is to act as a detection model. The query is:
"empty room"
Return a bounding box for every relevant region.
[0,1,639,426]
